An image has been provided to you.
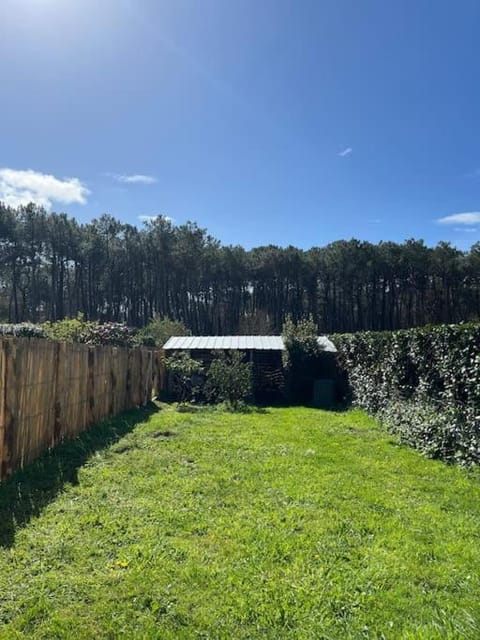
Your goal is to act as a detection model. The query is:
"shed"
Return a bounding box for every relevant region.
[163,335,337,401]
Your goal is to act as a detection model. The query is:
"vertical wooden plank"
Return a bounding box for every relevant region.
[14,338,25,473]
[87,345,95,428]
[0,340,6,480]
[63,342,70,439]
[139,349,144,406]
[133,349,138,407]
[98,345,104,422]
[52,341,62,447]
[99,344,106,422]
[152,350,162,398]
[2,339,17,479]
[129,348,134,408]
[145,350,153,405]
[135,349,141,407]
[80,344,88,433]
[26,339,36,466]
[106,347,111,417]
[15,338,26,470]
[125,348,132,410]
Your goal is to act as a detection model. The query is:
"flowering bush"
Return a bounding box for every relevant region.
[3,319,139,348]
[81,322,137,348]
[0,323,47,339]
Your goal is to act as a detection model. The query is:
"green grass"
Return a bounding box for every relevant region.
[1,405,480,639]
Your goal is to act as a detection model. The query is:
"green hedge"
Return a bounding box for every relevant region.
[333,323,480,465]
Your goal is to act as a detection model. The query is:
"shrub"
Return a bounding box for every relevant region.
[42,316,96,343]
[1,319,147,349]
[136,317,190,348]
[380,398,480,465]
[0,323,47,339]
[205,351,253,409]
[43,318,137,348]
[165,351,203,403]
[282,316,323,403]
[81,322,137,348]
[333,323,480,465]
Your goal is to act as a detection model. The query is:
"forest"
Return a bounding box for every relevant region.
[1,202,480,334]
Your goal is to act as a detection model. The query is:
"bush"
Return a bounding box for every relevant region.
[0,323,47,339]
[1,319,149,349]
[42,316,96,343]
[205,351,253,409]
[136,317,190,348]
[165,352,203,403]
[333,323,480,464]
[380,398,480,465]
[81,322,137,348]
[43,318,137,348]
[282,316,323,403]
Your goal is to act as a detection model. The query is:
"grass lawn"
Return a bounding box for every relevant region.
[1,405,480,639]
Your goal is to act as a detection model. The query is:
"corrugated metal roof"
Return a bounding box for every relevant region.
[317,336,337,352]
[163,335,337,352]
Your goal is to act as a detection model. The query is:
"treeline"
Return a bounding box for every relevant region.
[1,203,480,333]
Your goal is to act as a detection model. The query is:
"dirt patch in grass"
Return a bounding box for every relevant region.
[151,430,177,439]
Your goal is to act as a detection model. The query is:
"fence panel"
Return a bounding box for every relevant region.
[0,338,165,480]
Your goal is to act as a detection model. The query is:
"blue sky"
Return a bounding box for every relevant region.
[1,0,480,249]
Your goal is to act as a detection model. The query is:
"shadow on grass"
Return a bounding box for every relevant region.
[171,402,270,414]
[314,402,351,413]
[233,404,270,414]
[260,400,350,413]
[0,403,159,549]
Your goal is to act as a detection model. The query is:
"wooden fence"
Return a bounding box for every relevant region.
[0,338,164,480]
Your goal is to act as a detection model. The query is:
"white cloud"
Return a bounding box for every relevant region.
[437,212,480,225]
[139,214,174,223]
[0,168,89,209]
[338,147,352,157]
[454,227,478,233]
[112,174,157,185]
